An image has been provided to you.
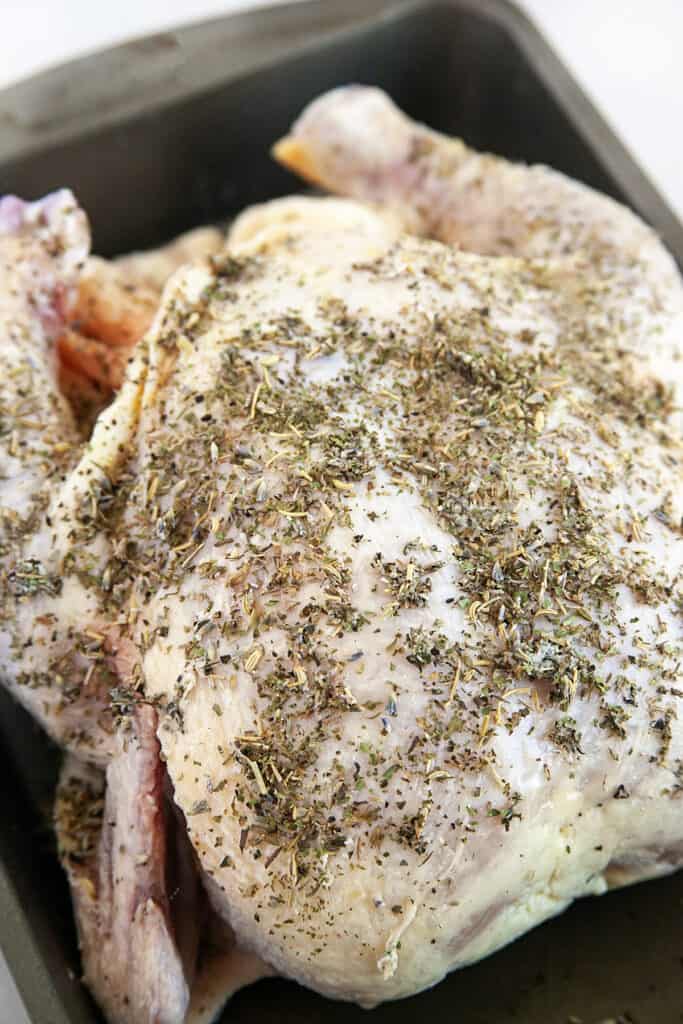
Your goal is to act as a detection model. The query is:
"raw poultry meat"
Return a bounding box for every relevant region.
[0,191,116,761]
[273,85,680,291]
[2,88,683,1022]
[58,225,224,426]
[56,704,268,1024]
[56,706,197,1024]
[0,194,266,1021]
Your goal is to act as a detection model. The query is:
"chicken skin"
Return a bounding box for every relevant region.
[2,89,683,1022]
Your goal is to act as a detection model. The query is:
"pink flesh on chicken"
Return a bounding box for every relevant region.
[56,704,272,1024]
[56,706,194,1024]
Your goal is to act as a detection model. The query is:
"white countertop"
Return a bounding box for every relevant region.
[1,2,682,1021]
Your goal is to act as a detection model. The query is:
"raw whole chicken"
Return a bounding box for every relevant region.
[1,86,683,1024]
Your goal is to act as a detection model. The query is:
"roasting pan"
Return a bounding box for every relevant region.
[1,2,682,1022]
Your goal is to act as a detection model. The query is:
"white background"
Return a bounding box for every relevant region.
[1,1,682,1021]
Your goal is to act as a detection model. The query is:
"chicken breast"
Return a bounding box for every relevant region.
[128,197,683,1007]
[2,89,683,1020]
